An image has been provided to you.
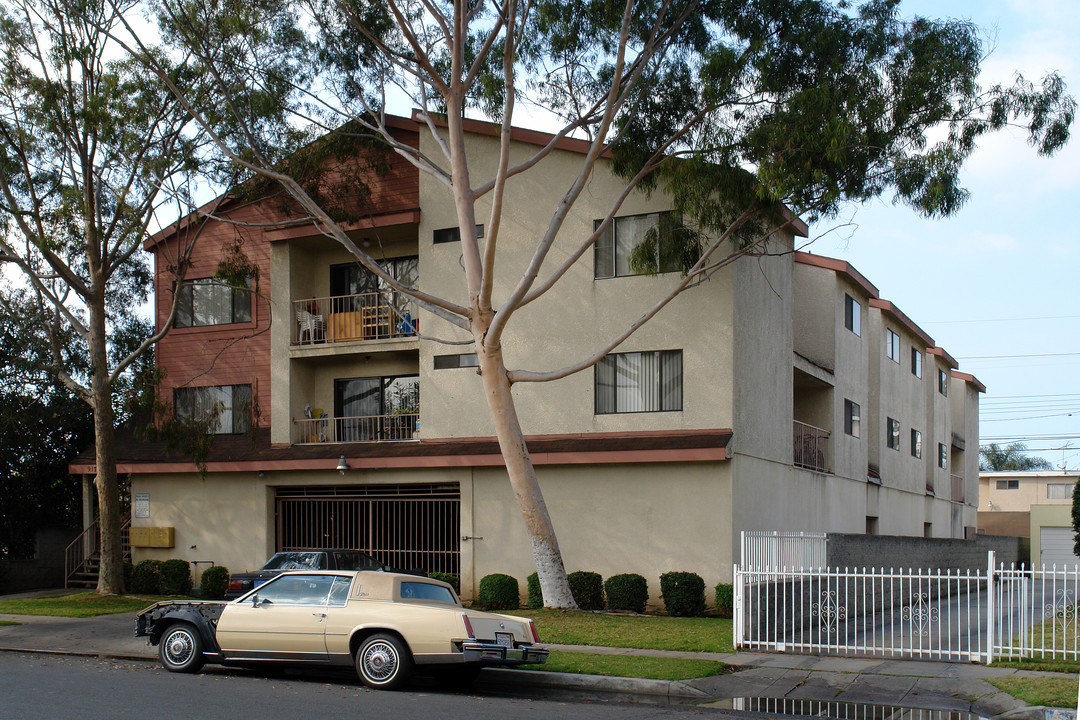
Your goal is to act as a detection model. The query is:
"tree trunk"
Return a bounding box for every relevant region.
[476,347,577,609]
[89,300,123,595]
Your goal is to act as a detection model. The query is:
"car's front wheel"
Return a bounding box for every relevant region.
[355,633,413,690]
[158,622,205,673]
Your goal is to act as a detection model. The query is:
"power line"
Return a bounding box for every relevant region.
[957,351,1080,360]
[925,314,1080,325]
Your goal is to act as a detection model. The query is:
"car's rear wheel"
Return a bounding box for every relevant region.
[355,633,412,690]
[158,622,205,673]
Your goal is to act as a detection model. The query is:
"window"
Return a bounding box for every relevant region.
[886,329,900,363]
[910,429,922,458]
[923,522,933,538]
[176,277,251,328]
[911,348,922,378]
[866,516,878,535]
[844,294,861,336]
[886,418,900,450]
[1047,483,1075,499]
[434,353,479,370]
[844,400,861,438]
[400,582,456,604]
[996,479,1020,490]
[594,212,678,279]
[595,350,682,414]
[334,375,419,441]
[938,443,947,469]
[433,224,484,244]
[250,574,336,606]
[174,385,252,434]
[938,369,949,396]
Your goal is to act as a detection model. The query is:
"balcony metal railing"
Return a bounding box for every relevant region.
[793,420,830,473]
[293,292,418,346]
[951,473,965,503]
[295,412,420,444]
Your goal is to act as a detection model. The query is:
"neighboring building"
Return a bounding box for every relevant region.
[72,113,983,603]
[979,471,1080,566]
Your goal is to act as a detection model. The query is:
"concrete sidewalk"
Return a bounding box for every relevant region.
[0,593,1071,718]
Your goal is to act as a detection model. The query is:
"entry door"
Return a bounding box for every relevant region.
[216,574,335,661]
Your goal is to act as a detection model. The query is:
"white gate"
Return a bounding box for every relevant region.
[734,551,1080,663]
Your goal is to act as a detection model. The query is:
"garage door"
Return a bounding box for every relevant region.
[1040,527,1080,568]
[276,484,460,574]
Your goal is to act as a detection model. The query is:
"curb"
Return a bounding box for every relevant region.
[483,667,711,700]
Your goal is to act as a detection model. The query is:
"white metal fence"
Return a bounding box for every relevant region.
[734,549,1080,663]
[741,530,827,573]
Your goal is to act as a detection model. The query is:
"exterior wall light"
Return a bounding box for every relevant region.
[337,456,349,474]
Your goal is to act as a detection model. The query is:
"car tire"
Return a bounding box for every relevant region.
[355,634,413,690]
[158,622,205,673]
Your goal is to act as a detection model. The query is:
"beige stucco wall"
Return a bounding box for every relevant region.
[414,129,742,439]
[132,460,733,608]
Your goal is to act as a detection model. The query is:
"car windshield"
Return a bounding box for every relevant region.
[399,581,457,605]
[333,551,383,571]
[260,552,327,571]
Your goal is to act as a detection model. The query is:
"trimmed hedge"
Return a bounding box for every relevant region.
[123,561,135,593]
[567,571,604,610]
[159,559,193,596]
[200,566,230,600]
[0,559,8,594]
[526,572,543,609]
[427,572,460,595]
[604,573,648,613]
[660,571,705,617]
[132,560,163,594]
[714,583,734,618]
[477,573,520,611]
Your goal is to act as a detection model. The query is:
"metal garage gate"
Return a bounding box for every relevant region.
[275,484,460,574]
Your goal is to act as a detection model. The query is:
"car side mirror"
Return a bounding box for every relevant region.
[251,594,262,608]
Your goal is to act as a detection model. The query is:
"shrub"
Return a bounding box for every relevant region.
[604,573,648,613]
[427,572,460,595]
[715,583,734,618]
[568,571,604,610]
[132,559,163,594]
[200,566,230,600]
[477,573,519,611]
[0,559,8,594]
[159,559,193,596]
[526,572,543,609]
[660,571,706,617]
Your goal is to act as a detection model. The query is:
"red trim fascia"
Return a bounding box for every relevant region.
[72,446,727,475]
[868,298,934,348]
[794,252,879,299]
[411,109,598,156]
[951,370,987,393]
[928,346,959,369]
[262,210,421,242]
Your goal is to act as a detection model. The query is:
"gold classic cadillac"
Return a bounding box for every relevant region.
[135,570,549,689]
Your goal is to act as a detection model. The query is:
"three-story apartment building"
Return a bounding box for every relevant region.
[73,113,983,603]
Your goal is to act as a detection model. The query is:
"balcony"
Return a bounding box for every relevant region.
[951,474,964,503]
[793,420,830,473]
[294,412,420,444]
[293,292,418,346]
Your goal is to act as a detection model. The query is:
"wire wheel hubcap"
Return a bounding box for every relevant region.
[165,629,195,665]
[362,641,398,681]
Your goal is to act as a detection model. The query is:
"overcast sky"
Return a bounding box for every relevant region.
[799,0,1079,470]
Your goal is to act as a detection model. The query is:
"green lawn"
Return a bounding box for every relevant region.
[988,676,1080,709]
[529,609,734,653]
[0,593,175,617]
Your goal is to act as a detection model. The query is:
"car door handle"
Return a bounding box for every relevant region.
[312,612,327,619]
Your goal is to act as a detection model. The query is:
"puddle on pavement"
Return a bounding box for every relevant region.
[708,697,988,720]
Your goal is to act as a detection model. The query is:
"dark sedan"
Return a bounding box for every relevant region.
[225,550,389,599]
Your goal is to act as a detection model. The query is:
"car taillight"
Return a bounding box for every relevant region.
[529,621,541,643]
[462,614,475,639]
[228,579,242,590]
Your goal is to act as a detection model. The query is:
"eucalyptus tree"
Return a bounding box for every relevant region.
[0,0,213,593]
[129,0,1073,606]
